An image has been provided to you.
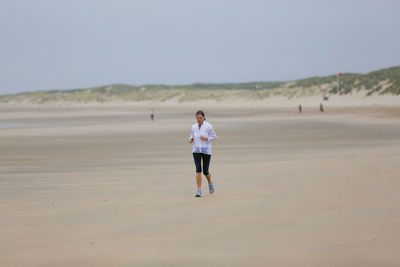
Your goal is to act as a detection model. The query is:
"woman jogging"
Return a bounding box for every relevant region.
[189,110,217,197]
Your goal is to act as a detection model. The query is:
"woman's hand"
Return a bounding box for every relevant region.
[189,138,194,144]
[200,136,208,141]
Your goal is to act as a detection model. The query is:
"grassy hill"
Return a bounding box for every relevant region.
[1,66,400,104]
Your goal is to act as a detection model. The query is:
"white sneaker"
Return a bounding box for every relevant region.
[195,189,202,197]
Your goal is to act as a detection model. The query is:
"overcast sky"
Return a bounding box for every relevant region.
[1,0,400,94]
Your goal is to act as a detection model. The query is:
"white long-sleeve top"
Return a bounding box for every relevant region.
[189,121,217,155]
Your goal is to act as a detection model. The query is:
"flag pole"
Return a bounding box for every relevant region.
[337,73,339,92]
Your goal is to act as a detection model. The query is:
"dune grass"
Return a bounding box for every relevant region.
[1,66,400,104]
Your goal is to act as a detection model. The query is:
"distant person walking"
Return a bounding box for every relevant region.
[150,108,154,121]
[320,103,324,113]
[189,110,217,197]
[298,104,302,113]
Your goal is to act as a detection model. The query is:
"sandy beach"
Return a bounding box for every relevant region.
[1,102,400,266]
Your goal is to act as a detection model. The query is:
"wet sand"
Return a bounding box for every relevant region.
[1,105,400,266]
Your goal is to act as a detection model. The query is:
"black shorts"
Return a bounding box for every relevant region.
[193,152,211,175]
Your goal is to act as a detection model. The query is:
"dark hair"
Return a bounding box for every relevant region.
[196,110,205,120]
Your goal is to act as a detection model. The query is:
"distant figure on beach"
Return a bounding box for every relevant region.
[320,103,324,113]
[298,104,302,113]
[150,108,154,121]
[189,110,217,197]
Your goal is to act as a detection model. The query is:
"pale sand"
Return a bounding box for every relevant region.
[1,104,400,266]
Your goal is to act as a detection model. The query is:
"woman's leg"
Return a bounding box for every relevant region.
[202,153,212,184]
[196,173,202,190]
[193,153,202,190]
[205,173,212,185]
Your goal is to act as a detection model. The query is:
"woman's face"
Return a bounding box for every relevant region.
[196,114,205,124]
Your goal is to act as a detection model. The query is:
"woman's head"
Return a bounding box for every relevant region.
[196,110,205,124]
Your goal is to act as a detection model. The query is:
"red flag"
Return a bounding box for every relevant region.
[338,72,343,76]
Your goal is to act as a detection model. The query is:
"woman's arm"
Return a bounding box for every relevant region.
[189,127,194,143]
[207,125,217,142]
[199,124,217,142]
